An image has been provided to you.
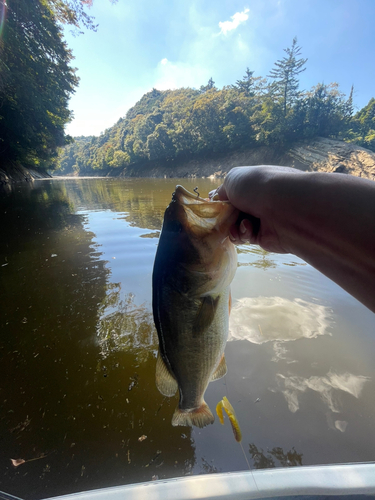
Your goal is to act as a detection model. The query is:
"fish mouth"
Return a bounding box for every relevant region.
[173,185,212,204]
[173,185,230,206]
[164,185,238,239]
[172,185,234,230]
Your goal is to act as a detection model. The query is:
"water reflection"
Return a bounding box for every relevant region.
[97,285,158,361]
[229,297,332,344]
[332,419,348,433]
[237,245,277,270]
[249,443,303,469]
[56,178,218,231]
[276,371,370,414]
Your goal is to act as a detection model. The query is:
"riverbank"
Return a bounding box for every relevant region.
[109,137,375,180]
[0,162,51,185]
[4,137,375,184]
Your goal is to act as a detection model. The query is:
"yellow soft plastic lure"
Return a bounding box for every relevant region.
[216,396,242,442]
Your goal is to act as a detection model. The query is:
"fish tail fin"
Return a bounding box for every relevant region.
[172,402,214,428]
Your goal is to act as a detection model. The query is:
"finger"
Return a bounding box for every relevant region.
[228,219,252,245]
[241,214,260,243]
[228,225,242,245]
[229,214,260,245]
[208,187,220,200]
[217,184,229,201]
[239,218,252,244]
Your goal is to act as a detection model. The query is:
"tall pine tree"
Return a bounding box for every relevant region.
[233,68,263,97]
[268,37,307,116]
[199,77,216,93]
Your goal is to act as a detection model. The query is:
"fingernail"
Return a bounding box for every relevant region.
[239,220,247,234]
[209,187,220,200]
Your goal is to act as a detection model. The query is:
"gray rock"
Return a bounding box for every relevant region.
[112,137,375,180]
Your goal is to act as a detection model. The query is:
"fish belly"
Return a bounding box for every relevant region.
[156,283,230,428]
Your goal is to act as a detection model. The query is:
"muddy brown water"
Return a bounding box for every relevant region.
[0,177,374,499]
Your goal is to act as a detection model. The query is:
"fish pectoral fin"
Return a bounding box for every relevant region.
[155,350,178,397]
[211,354,227,381]
[172,402,214,428]
[193,295,220,335]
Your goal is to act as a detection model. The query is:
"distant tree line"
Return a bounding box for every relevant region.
[58,38,374,175]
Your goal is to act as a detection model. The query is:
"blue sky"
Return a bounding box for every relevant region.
[64,0,375,137]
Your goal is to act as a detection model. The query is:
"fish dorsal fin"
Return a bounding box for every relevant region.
[193,295,220,335]
[156,349,178,397]
[211,354,227,381]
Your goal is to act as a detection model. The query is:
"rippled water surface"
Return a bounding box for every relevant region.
[1,178,374,499]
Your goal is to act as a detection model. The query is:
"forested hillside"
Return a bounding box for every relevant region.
[57,38,375,176]
[0,0,104,181]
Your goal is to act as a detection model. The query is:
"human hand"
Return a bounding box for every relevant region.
[210,165,375,313]
[212,165,302,253]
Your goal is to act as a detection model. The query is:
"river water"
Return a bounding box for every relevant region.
[0,177,374,499]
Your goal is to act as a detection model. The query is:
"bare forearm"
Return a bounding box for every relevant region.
[272,172,375,312]
[219,166,375,312]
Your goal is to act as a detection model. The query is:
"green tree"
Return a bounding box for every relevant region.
[344,85,354,119]
[233,68,264,97]
[48,0,98,33]
[200,77,216,94]
[49,0,118,34]
[0,0,78,170]
[268,37,307,117]
[191,90,225,152]
[303,83,348,138]
[346,98,375,151]
[220,88,258,149]
[110,150,130,168]
[256,96,286,145]
[146,123,174,161]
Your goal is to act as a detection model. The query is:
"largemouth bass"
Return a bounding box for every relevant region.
[152,185,239,428]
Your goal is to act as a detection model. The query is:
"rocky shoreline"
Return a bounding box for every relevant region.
[3,138,375,184]
[110,137,375,181]
[0,162,51,185]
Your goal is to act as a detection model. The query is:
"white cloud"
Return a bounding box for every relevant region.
[153,58,209,91]
[151,7,256,95]
[219,8,250,35]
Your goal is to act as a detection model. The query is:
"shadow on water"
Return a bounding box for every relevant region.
[0,181,195,500]
[248,444,303,469]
